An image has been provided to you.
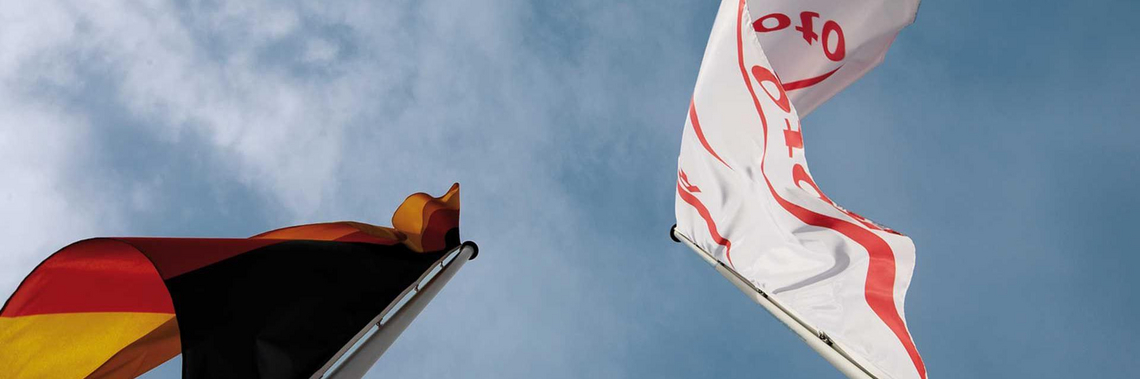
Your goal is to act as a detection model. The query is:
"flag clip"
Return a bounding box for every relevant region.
[818,331,835,346]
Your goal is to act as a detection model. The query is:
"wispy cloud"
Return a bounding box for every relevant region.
[7,0,1139,378]
[2,1,715,377]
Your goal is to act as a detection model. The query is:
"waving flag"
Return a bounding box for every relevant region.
[674,1,924,378]
[747,0,919,116]
[1,184,464,379]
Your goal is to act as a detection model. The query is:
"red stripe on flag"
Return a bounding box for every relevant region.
[733,1,926,377]
[115,238,282,280]
[333,231,402,244]
[781,66,841,91]
[689,98,732,169]
[677,180,734,268]
[1,239,173,317]
[679,169,701,193]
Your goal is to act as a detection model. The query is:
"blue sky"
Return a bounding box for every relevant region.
[2,0,1138,378]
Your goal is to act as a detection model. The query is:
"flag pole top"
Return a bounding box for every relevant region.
[461,241,479,260]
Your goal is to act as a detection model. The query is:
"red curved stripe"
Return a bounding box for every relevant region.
[333,231,402,244]
[679,169,701,193]
[782,66,841,91]
[733,1,925,377]
[1,239,174,317]
[116,238,282,280]
[420,208,460,252]
[689,98,731,169]
[677,180,734,267]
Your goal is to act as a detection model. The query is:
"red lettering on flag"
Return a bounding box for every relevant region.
[783,119,803,157]
[735,2,925,377]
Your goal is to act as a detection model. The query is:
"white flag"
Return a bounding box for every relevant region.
[747,0,919,116]
[674,0,925,378]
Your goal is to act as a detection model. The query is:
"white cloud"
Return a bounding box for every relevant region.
[0,92,112,298]
[0,1,708,377]
[0,0,373,297]
[0,0,583,309]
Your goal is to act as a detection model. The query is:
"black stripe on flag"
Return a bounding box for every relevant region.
[164,240,445,379]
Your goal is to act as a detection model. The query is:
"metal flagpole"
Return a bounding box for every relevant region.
[312,241,479,379]
[670,226,878,379]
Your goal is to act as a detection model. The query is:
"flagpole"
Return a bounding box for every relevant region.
[314,241,478,379]
[670,226,878,379]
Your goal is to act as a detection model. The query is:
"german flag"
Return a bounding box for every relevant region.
[0,184,463,378]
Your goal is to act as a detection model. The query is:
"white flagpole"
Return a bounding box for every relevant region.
[670,227,878,379]
[313,241,478,379]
